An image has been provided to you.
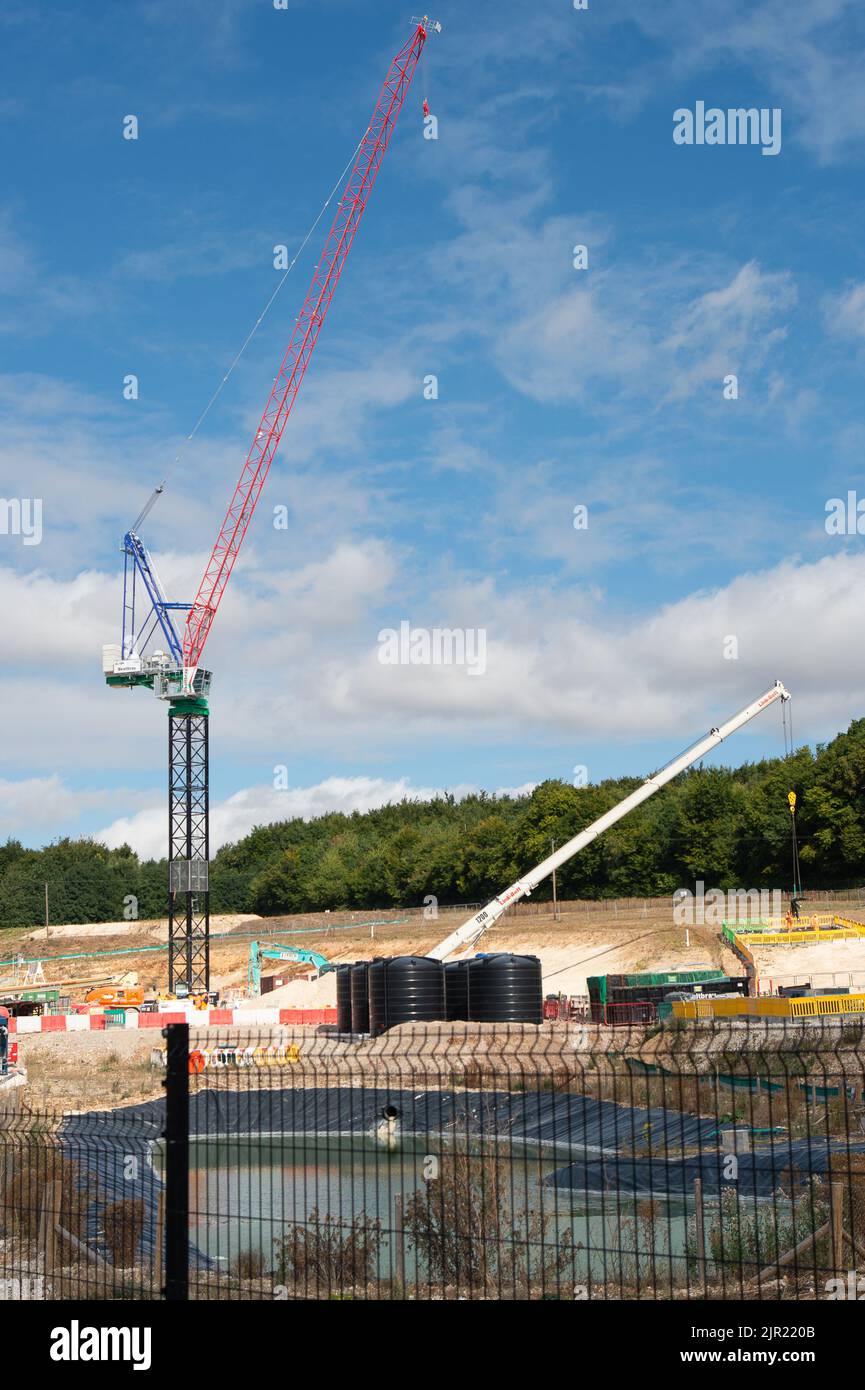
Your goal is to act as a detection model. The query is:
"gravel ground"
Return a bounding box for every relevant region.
[15,1030,163,1111]
[750,937,865,990]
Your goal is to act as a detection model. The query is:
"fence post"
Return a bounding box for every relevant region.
[394,1192,406,1294]
[39,1177,60,1275]
[831,1181,845,1281]
[693,1177,705,1287]
[164,1022,189,1302]
[154,1188,165,1291]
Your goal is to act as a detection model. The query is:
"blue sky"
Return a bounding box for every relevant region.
[1,0,865,858]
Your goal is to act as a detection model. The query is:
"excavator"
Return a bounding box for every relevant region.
[247,941,332,996]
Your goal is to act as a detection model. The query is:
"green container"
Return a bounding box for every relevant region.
[723,921,772,936]
[587,976,606,1004]
[623,969,724,987]
[589,969,725,1006]
[105,1008,126,1028]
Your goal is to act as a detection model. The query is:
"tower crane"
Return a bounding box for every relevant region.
[102,19,437,994]
[427,681,791,961]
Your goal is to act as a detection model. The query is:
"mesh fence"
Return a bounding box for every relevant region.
[3,1018,865,1301]
[0,1105,164,1301]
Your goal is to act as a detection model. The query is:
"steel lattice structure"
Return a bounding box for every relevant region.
[168,707,210,994]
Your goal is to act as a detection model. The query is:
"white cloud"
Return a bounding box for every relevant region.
[0,208,102,333]
[661,262,796,401]
[0,776,111,838]
[266,548,865,747]
[605,0,865,164]
[826,281,865,339]
[0,566,116,668]
[495,259,793,406]
[96,776,538,860]
[430,171,795,410]
[1,545,863,786]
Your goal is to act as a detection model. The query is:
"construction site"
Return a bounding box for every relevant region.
[7,881,865,1098]
[6,877,865,1306]
[2,9,864,1343]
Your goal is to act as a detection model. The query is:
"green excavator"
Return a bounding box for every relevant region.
[247,941,332,997]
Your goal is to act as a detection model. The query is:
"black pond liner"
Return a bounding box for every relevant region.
[81,1086,723,1151]
[544,1136,865,1199]
[60,1109,211,1270]
[58,1091,865,1268]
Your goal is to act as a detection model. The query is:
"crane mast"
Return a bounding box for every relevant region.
[427,681,791,961]
[105,21,434,995]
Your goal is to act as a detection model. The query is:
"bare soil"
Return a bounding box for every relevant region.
[6,894,865,1110]
[19,1030,163,1111]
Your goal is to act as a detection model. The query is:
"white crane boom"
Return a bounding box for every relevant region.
[427,680,791,961]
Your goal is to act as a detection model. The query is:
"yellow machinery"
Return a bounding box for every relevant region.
[157,991,211,1010]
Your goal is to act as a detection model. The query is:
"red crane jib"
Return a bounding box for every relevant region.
[181,23,428,679]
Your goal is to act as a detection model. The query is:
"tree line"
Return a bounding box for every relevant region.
[1,718,863,930]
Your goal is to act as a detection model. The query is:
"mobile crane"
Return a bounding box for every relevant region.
[427,681,792,961]
[102,20,438,994]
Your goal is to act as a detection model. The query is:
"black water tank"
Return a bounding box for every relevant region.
[444,961,471,1021]
[368,956,446,1036]
[350,962,371,1034]
[336,964,354,1032]
[368,959,386,1037]
[467,953,543,1024]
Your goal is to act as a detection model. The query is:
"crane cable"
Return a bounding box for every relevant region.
[781,700,804,905]
[415,13,440,118]
[788,791,803,903]
[781,695,794,758]
[421,26,430,117]
[130,20,443,536]
[175,129,369,462]
[127,123,370,529]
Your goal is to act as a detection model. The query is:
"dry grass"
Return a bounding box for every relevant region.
[102,1198,146,1268]
[22,1040,163,1111]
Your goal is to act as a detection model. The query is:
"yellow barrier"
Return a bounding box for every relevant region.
[742,930,858,945]
[789,995,865,1017]
[730,918,865,950]
[672,993,865,1020]
[731,914,837,933]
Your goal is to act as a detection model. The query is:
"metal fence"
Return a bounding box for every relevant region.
[0,1105,165,1301]
[3,1019,865,1300]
